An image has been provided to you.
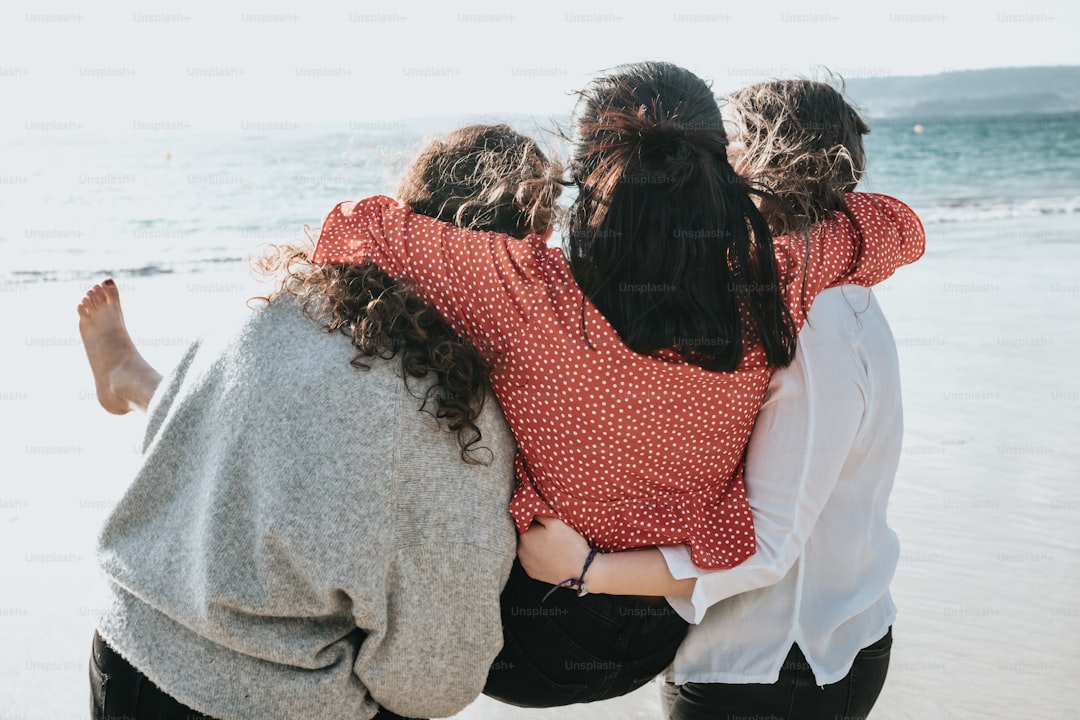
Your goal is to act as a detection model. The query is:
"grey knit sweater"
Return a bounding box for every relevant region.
[97,295,517,719]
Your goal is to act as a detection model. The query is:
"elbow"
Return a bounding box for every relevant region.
[740,543,798,590]
[902,225,927,264]
[381,676,483,718]
[365,636,500,717]
[758,541,800,583]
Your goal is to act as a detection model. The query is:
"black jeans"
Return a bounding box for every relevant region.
[661,628,893,720]
[89,630,415,720]
[483,559,689,707]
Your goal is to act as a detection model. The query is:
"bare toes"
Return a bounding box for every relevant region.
[82,286,102,309]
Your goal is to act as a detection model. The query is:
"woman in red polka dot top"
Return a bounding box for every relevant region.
[312,62,923,578]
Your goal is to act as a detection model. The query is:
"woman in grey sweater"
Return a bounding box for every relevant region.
[80,125,561,720]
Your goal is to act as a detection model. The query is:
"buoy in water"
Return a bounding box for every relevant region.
[913,124,924,134]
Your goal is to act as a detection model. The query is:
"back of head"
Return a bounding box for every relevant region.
[397,123,560,240]
[565,61,795,370]
[263,124,560,463]
[725,79,870,234]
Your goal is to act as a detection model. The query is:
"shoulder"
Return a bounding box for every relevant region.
[803,286,865,334]
[800,286,896,375]
[798,287,881,363]
[806,285,869,322]
[805,286,888,333]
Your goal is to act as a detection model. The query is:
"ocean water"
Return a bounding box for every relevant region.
[2,111,1078,718]
[861,112,1080,226]
[1,114,576,283]
[2,111,1078,283]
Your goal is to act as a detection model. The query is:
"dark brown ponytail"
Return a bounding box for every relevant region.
[565,61,797,370]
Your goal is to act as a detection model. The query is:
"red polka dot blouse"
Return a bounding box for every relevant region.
[312,192,924,569]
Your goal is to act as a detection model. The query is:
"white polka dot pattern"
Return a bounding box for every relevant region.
[311,193,924,569]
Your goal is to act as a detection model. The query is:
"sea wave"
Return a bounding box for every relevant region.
[7,260,242,285]
[2,112,1077,285]
[918,195,1080,224]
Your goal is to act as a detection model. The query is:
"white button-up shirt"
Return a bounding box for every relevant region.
[661,285,901,685]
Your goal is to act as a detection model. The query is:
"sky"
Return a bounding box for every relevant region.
[1,0,1078,134]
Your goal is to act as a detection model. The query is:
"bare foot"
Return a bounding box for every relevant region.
[77,279,163,414]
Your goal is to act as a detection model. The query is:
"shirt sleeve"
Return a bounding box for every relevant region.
[840,193,926,285]
[312,195,551,358]
[351,542,510,718]
[772,193,925,327]
[660,289,868,623]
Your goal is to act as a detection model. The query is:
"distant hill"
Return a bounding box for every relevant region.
[844,66,1080,119]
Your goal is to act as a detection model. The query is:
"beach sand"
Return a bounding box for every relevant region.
[1,213,1078,719]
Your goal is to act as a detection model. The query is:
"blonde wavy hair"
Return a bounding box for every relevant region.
[725,79,869,235]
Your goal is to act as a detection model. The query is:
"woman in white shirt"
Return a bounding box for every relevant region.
[518,80,914,719]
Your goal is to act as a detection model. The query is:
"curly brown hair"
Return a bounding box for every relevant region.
[255,124,561,462]
[399,123,562,238]
[725,79,870,235]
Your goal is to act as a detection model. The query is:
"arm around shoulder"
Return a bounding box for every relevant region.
[312,195,547,355]
[841,192,926,284]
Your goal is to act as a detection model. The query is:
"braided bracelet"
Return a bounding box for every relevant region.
[542,546,600,602]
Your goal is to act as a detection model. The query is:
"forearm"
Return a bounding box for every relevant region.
[311,196,534,354]
[587,547,696,597]
[517,518,695,597]
[838,193,925,286]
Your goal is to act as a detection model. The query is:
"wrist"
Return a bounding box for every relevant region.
[582,550,609,594]
[542,545,600,601]
[575,546,600,596]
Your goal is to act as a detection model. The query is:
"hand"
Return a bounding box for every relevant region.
[516,516,592,586]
